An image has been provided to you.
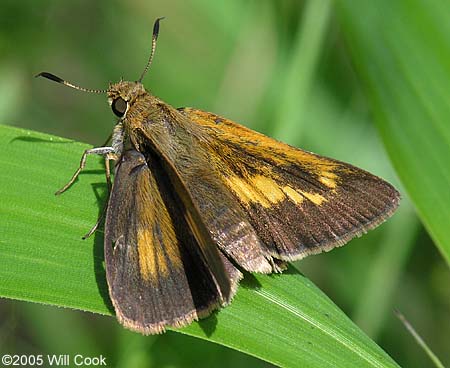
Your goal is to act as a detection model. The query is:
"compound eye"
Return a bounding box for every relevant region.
[112,97,128,117]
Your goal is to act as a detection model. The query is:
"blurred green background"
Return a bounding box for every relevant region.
[1,1,449,367]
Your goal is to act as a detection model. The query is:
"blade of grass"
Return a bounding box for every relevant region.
[337,0,450,265]
[395,310,445,368]
[272,0,332,144]
[0,125,400,367]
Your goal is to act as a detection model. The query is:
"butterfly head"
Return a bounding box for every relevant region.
[36,18,164,121]
[107,81,147,118]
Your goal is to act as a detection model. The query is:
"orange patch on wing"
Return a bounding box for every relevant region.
[282,186,304,205]
[225,176,270,207]
[136,172,181,282]
[319,172,338,189]
[226,174,287,208]
[186,108,341,174]
[299,191,327,205]
[137,228,166,281]
[251,175,285,204]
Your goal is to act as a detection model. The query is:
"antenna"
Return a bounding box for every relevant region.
[35,72,107,94]
[137,17,165,83]
[36,17,165,89]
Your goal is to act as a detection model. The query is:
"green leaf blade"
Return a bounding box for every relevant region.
[0,125,399,367]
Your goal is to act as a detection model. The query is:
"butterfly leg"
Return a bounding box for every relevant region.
[81,150,118,239]
[55,146,116,195]
[60,124,124,238]
[82,196,108,239]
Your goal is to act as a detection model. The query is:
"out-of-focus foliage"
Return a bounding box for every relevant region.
[0,1,448,367]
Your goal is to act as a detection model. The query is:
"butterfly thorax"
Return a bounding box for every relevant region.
[107,80,196,166]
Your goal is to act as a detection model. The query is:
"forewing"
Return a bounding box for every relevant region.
[104,149,241,334]
[178,108,400,260]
